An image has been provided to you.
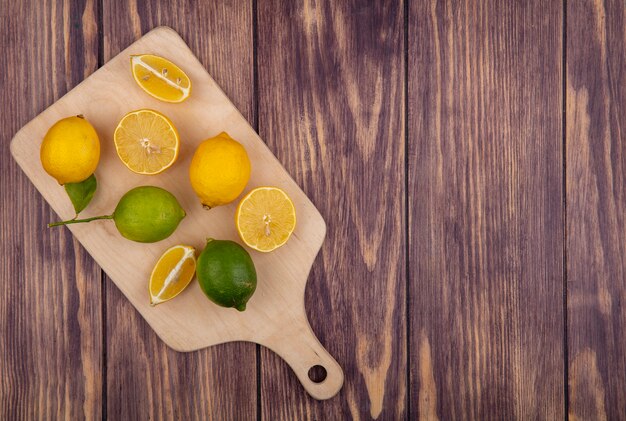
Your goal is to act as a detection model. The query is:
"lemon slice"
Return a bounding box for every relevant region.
[131,54,191,103]
[149,245,196,306]
[114,109,180,175]
[236,187,296,252]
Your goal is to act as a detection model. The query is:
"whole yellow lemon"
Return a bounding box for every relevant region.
[189,132,251,209]
[40,115,100,185]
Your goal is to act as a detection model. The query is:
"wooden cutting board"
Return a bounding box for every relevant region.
[10,27,343,400]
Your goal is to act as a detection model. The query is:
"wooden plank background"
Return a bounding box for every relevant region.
[567,0,626,419]
[408,0,565,419]
[0,0,624,420]
[0,1,102,419]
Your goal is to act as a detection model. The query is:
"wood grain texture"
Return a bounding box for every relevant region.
[257,0,406,418]
[6,0,626,417]
[0,0,102,419]
[408,1,564,419]
[102,2,257,419]
[566,0,626,419]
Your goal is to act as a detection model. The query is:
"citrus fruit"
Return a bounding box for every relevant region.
[113,186,186,242]
[196,239,257,311]
[131,54,191,103]
[236,187,296,252]
[48,186,186,243]
[40,115,100,185]
[149,245,196,306]
[114,109,180,175]
[189,132,251,209]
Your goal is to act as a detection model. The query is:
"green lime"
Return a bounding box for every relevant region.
[196,239,257,311]
[113,186,186,242]
[48,186,186,243]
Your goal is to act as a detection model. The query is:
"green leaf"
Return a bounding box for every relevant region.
[64,174,97,216]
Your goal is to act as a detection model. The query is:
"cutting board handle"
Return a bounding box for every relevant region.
[265,315,344,400]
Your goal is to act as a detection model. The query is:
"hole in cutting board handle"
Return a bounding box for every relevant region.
[307,365,327,383]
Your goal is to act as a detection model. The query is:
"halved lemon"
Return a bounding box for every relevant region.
[131,54,191,103]
[114,109,179,175]
[235,187,297,252]
[149,245,196,306]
